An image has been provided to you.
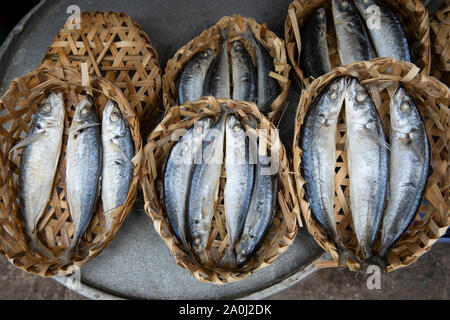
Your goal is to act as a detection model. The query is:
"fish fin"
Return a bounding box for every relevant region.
[363,126,391,151]
[219,249,237,268]
[108,140,135,168]
[399,137,427,163]
[69,122,100,137]
[10,132,45,153]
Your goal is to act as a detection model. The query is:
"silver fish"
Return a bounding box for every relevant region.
[345,78,388,261]
[300,77,351,265]
[64,95,101,263]
[375,87,429,264]
[300,7,332,78]
[101,100,134,234]
[163,117,213,249]
[354,0,411,62]
[241,26,280,114]
[231,41,257,102]
[178,49,214,105]
[221,115,254,266]
[188,114,225,255]
[203,28,230,99]
[18,92,65,258]
[332,0,374,65]
[236,153,277,266]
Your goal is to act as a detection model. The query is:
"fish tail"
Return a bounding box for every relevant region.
[238,25,258,48]
[29,236,55,259]
[335,242,360,268]
[360,255,388,273]
[219,248,237,268]
[58,237,79,266]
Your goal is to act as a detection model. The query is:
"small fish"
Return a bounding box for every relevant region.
[300,7,332,78]
[221,115,254,266]
[178,49,214,105]
[354,0,411,62]
[231,41,257,102]
[188,114,225,255]
[203,28,230,99]
[332,0,374,65]
[300,77,351,265]
[101,100,134,234]
[63,95,102,263]
[372,87,429,268]
[240,26,280,114]
[18,92,65,258]
[163,117,213,249]
[345,77,388,262]
[236,153,277,267]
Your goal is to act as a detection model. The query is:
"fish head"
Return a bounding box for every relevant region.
[195,49,214,68]
[35,92,65,130]
[345,77,373,122]
[390,87,421,132]
[230,41,246,57]
[102,100,128,140]
[236,233,253,266]
[73,95,98,125]
[333,0,358,18]
[189,221,209,254]
[353,0,376,15]
[312,7,327,36]
[225,114,244,137]
[316,76,347,122]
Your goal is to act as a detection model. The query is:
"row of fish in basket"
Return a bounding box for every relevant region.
[0,0,448,284]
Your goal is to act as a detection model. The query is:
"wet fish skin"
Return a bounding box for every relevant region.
[377,87,429,259]
[300,7,332,78]
[19,92,65,257]
[188,114,225,255]
[278,79,302,156]
[163,117,212,249]
[231,41,257,102]
[236,155,277,266]
[300,77,348,263]
[221,115,254,266]
[178,49,214,104]
[241,26,280,114]
[332,0,374,65]
[203,28,230,99]
[64,95,101,262]
[101,100,135,233]
[345,77,388,261]
[354,0,411,62]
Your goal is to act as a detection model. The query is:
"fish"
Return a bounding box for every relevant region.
[203,28,230,99]
[220,115,254,266]
[178,49,214,105]
[345,77,388,262]
[63,95,102,264]
[236,153,277,267]
[240,25,280,114]
[101,100,135,234]
[163,117,213,249]
[18,92,65,258]
[300,7,332,78]
[354,0,411,62]
[300,77,353,266]
[188,113,225,255]
[372,87,429,268]
[231,41,257,102]
[332,0,374,65]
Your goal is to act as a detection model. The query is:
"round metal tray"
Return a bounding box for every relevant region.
[0,0,326,299]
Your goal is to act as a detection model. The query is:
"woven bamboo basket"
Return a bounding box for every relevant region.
[40,11,162,133]
[284,0,431,86]
[141,97,299,284]
[0,66,142,276]
[293,58,449,272]
[430,0,450,85]
[162,14,291,124]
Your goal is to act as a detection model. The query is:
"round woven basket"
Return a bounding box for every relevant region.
[284,0,431,86]
[40,11,162,133]
[430,0,450,85]
[141,96,299,284]
[0,66,142,276]
[162,14,291,124]
[292,58,449,272]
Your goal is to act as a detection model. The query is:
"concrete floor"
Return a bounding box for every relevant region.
[1,242,447,299]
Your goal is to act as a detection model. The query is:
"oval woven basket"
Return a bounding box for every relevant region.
[40,11,162,133]
[162,14,291,124]
[0,66,142,276]
[284,0,431,86]
[141,96,299,284]
[430,0,450,85]
[293,58,449,272]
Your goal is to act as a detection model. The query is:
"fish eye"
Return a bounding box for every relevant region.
[196,126,204,134]
[81,107,89,115]
[363,0,369,3]
[42,104,51,112]
[193,237,201,246]
[356,92,366,102]
[110,112,119,122]
[329,90,338,100]
[341,1,349,8]
[240,249,247,257]
[233,124,241,132]
[400,102,410,112]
